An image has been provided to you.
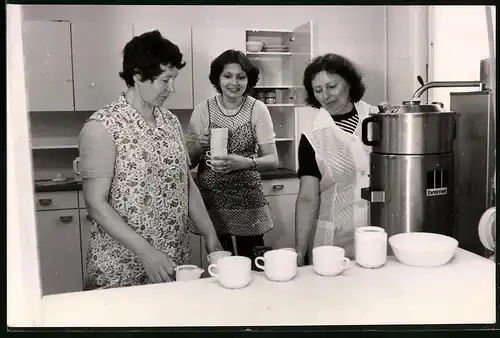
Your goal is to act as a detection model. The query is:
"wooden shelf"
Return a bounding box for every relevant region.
[31,137,78,150]
[247,52,291,56]
[275,138,294,142]
[265,103,296,107]
[254,85,303,89]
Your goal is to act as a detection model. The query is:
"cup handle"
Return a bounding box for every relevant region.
[206,160,214,170]
[206,150,212,157]
[342,257,351,270]
[208,264,218,277]
[254,256,265,270]
[73,157,80,175]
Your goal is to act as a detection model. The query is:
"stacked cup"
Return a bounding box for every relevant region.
[206,128,228,171]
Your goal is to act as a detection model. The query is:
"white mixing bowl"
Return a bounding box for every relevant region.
[389,232,459,267]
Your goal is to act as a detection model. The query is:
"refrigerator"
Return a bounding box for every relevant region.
[451,90,496,257]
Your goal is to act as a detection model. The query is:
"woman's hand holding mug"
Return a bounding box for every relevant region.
[198,131,211,150]
[210,155,253,174]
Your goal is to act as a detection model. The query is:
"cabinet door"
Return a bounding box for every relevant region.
[264,194,297,249]
[22,21,74,111]
[71,22,133,111]
[290,20,313,105]
[36,209,83,295]
[78,208,93,283]
[191,26,246,105]
[133,24,193,110]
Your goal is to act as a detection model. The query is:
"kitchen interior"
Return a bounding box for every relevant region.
[19,3,496,309]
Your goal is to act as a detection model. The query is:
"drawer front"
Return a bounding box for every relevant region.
[78,191,86,208]
[35,191,78,211]
[262,178,299,196]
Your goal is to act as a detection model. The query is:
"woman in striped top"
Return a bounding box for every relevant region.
[295,54,379,265]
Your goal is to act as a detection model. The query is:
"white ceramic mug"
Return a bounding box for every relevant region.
[312,246,350,276]
[355,226,388,269]
[254,249,297,282]
[210,128,228,149]
[208,256,252,289]
[205,148,228,171]
[175,265,204,282]
[206,250,232,263]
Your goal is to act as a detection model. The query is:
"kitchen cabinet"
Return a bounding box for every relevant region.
[35,191,83,296]
[78,208,92,283]
[263,179,299,249]
[191,26,246,104]
[71,22,134,111]
[22,21,74,112]
[133,23,194,110]
[245,22,314,172]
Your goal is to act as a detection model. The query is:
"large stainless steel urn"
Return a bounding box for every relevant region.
[361,100,457,240]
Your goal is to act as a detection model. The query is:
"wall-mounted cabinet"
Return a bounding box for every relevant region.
[133,23,194,110]
[71,22,133,111]
[245,21,314,173]
[22,21,74,112]
[191,26,246,105]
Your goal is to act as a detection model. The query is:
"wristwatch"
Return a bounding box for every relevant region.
[250,158,258,171]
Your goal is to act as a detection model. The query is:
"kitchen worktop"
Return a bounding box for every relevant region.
[40,248,496,327]
[34,168,298,192]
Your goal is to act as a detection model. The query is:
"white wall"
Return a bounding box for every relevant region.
[429,5,493,110]
[22,5,390,105]
[7,4,43,327]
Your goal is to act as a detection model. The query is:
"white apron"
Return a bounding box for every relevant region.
[303,100,378,259]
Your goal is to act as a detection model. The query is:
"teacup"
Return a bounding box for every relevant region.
[210,128,228,149]
[206,148,227,171]
[207,250,232,263]
[254,248,297,282]
[175,265,204,282]
[312,246,350,276]
[208,256,252,289]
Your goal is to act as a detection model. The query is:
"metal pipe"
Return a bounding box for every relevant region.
[412,80,482,99]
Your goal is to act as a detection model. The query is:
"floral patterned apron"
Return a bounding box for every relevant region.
[83,94,191,290]
[196,96,273,236]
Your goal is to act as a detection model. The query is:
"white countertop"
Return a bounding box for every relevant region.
[41,249,496,327]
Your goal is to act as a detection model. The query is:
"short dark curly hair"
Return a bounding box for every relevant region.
[119,30,186,87]
[209,50,260,95]
[303,53,366,108]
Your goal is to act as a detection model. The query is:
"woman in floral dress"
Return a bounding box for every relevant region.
[186,50,279,267]
[78,30,222,290]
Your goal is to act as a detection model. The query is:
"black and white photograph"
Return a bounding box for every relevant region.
[7,3,497,329]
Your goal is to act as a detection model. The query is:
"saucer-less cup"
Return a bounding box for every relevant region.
[175,265,204,282]
[355,226,388,268]
[208,256,252,289]
[206,148,228,171]
[255,249,297,282]
[207,250,232,263]
[312,246,350,276]
[210,128,228,149]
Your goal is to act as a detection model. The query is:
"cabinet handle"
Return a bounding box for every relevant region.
[86,214,92,222]
[272,184,284,190]
[60,216,73,224]
[39,198,53,206]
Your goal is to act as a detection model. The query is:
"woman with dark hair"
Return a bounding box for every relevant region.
[78,30,222,290]
[294,53,378,265]
[186,49,279,265]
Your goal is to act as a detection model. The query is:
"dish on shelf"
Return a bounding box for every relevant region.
[246,41,264,53]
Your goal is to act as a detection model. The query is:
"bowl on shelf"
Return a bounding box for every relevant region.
[388,232,459,267]
[246,41,264,53]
